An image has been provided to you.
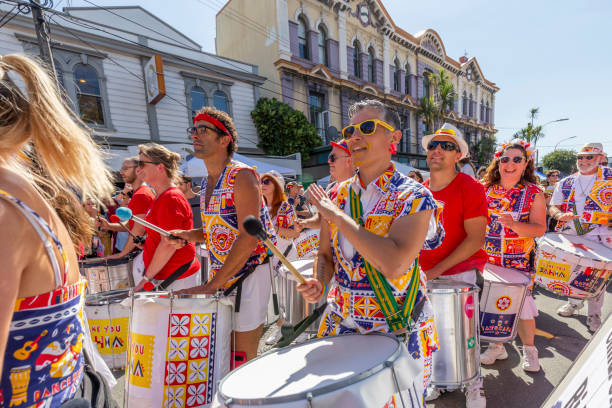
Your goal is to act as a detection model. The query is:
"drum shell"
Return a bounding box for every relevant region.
[277,260,322,330]
[479,265,528,343]
[125,293,233,408]
[84,289,131,369]
[427,280,480,389]
[213,333,423,408]
[80,257,134,294]
[534,232,612,299]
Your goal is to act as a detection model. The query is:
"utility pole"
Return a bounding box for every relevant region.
[30,0,57,79]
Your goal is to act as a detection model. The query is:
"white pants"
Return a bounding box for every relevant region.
[229,263,272,332]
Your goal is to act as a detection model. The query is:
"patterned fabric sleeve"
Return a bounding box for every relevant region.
[396,183,445,250]
[276,201,297,230]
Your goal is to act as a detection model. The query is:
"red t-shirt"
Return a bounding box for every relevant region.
[128,184,155,229]
[420,172,488,276]
[143,187,200,280]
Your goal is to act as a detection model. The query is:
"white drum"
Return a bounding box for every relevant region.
[480,263,529,343]
[535,232,612,299]
[84,289,131,369]
[286,229,320,261]
[213,333,424,408]
[80,256,134,294]
[125,293,233,408]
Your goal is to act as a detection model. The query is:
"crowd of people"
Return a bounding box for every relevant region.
[1,54,610,408]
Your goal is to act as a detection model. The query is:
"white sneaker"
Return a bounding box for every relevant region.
[521,345,540,372]
[465,388,486,408]
[264,327,282,345]
[425,386,442,402]
[557,301,583,317]
[587,314,602,332]
[480,343,508,365]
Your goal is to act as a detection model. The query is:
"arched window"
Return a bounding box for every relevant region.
[318,25,328,67]
[213,90,229,113]
[423,71,431,99]
[486,101,490,123]
[469,93,474,117]
[480,99,484,121]
[368,47,375,83]
[73,63,104,125]
[405,63,411,95]
[353,40,361,78]
[298,16,309,60]
[393,59,400,92]
[462,91,467,115]
[190,86,206,119]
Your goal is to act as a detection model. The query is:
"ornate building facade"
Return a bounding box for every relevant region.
[217,0,498,176]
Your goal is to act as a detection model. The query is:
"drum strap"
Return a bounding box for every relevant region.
[571,203,594,236]
[157,259,194,290]
[348,188,420,332]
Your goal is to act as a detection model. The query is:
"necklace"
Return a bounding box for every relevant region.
[574,175,591,198]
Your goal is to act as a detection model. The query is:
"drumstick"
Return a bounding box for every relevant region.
[243,216,306,284]
[116,207,185,242]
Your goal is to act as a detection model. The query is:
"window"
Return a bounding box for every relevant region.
[405,63,411,95]
[486,101,490,123]
[462,92,467,115]
[423,71,431,99]
[309,92,325,138]
[213,90,228,113]
[298,16,309,60]
[74,64,104,125]
[393,59,400,92]
[353,40,361,78]
[469,93,474,117]
[318,25,328,67]
[368,47,375,83]
[190,86,207,119]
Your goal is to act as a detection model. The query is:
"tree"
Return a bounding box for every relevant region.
[251,97,322,161]
[542,149,576,174]
[472,135,497,165]
[430,68,456,117]
[417,96,438,134]
[513,108,545,146]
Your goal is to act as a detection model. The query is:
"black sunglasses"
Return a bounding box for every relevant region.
[499,156,525,164]
[261,178,272,185]
[427,140,458,152]
[187,124,219,136]
[577,155,595,161]
[328,153,349,163]
[137,160,157,168]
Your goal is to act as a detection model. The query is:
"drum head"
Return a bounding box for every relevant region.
[218,333,401,403]
[85,289,130,306]
[539,233,612,262]
[483,263,529,284]
[428,279,478,293]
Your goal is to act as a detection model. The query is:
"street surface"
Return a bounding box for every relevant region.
[110,285,612,407]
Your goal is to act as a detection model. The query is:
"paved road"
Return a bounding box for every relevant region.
[109,285,611,407]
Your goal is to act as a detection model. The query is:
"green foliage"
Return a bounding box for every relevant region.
[251,97,322,161]
[417,96,438,132]
[513,107,545,145]
[542,149,576,174]
[473,135,497,165]
[417,69,456,130]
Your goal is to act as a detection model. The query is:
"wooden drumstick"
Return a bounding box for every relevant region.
[243,216,306,284]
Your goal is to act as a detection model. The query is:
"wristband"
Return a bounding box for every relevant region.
[143,275,154,283]
[320,281,327,297]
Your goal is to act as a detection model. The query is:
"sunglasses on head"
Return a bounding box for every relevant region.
[341,119,395,140]
[328,153,350,163]
[137,160,158,168]
[499,156,525,164]
[577,155,595,161]
[426,140,458,152]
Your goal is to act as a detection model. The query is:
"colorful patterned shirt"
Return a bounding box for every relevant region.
[200,160,276,287]
[484,183,542,272]
[0,190,87,408]
[272,201,297,231]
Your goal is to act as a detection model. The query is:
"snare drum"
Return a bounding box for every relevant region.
[535,232,612,299]
[213,333,423,408]
[80,256,134,294]
[278,259,323,331]
[479,264,529,342]
[286,229,319,261]
[125,292,233,407]
[428,280,480,389]
[84,289,131,369]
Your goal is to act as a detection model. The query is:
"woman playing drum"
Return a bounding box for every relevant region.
[0,54,115,407]
[479,139,547,372]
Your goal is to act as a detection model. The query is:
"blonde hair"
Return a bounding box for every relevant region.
[0,54,114,246]
[138,143,182,184]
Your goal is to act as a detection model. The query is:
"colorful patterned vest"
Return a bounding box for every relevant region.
[554,166,612,233]
[484,183,541,272]
[0,190,87,408]
[200,160,276,287]
[321,165,444,335]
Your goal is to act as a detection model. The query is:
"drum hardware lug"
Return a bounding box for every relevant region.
[306,392,313,407]
[224,397,233,405]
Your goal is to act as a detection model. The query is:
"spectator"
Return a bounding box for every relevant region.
[408,170,424,183]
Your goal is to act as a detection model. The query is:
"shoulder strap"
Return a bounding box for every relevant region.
[348,187,420,332]
[0,189,67,286]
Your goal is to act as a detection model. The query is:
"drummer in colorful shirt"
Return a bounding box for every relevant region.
[419,124,488,407]
[479,139,547,372]
[168,106,276,363]
[297,99,445,390]
[550,143,612,332]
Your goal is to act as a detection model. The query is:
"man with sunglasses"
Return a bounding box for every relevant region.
[166,106,277,363]
[297,99,445,399]
[419,124,488,408]
[550,143,612,332]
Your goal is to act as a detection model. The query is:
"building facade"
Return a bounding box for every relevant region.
[0,4,267,169]
[217,0,498,177]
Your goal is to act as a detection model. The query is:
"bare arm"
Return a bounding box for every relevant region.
[106,221,146,260]
[297,213,321,230]
[277,226,301,239]
[425,216,486,280]
[499,192,547,237]
[549,204,579,222]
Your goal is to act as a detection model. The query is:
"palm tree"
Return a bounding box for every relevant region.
[417,96,438,134]
[529,107,539,127]
[430,68,456,118]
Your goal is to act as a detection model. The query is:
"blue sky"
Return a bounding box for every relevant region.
[56,0,612,160]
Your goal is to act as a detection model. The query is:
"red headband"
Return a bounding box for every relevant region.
[193,113,233,140]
